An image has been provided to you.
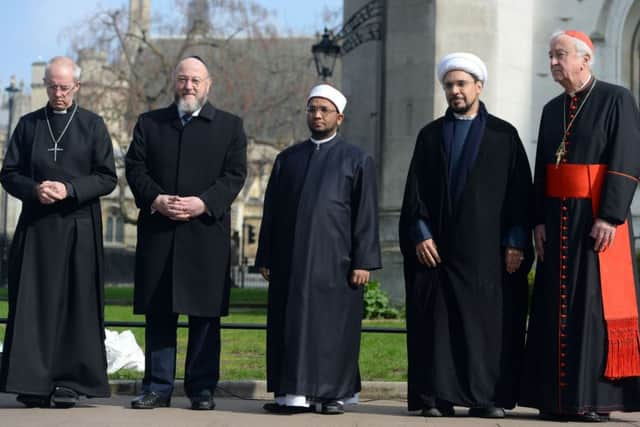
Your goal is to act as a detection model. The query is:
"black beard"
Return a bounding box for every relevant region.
[450,101,472,114]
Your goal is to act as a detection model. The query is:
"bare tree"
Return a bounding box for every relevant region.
[66,0,322,224]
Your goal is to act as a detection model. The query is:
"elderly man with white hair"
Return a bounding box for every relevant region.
[0,56,116,408]
[520,30,640,422]
[255,84,381,415]
[399,52,533,418]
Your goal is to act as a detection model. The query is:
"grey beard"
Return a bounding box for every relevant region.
[176,96,205,113]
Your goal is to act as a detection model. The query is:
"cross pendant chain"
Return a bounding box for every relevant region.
[555,140,566,167]
[48,143,64,162]
[44,104,78,162]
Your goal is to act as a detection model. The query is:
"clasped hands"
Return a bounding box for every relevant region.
[36,180,68,204]
[415,239,524,274]
[152,194,206,221]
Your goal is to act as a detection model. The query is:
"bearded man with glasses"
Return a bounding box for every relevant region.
[126,56,247,410]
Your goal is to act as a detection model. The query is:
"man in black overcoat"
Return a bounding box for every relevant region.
[126,56,247,410]
[399,52,533,419]
[0,56,116,408]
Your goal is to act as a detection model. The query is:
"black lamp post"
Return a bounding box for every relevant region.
[2,77,20,285]
[311,28,341,81]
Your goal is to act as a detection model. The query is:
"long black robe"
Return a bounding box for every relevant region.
[520,80,640,413]
[0,104,116,397]
[399,113,533,411]
[255,136,381,400]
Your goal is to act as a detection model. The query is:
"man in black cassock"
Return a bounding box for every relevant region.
[520,30,640,423]
[0,56,116,408]
[255,84,381,415]
[126,56,246,410]
[399,52,533,419]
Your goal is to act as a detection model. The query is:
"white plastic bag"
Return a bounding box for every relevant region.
[104,329,145,374]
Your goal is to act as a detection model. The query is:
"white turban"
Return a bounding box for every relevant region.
[307,84,347,113]
[437,52,487,84]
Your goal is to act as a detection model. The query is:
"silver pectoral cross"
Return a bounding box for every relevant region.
[48,142,64,162]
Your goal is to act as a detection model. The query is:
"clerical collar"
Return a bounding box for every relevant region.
[453,112,476,121]
[47,102,75,115]
[310,132,337,145]
[177,106,202,120]
[567,75,593,97]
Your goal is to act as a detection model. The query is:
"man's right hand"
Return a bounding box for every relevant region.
[534,224,546,262]
[152,195,184,220]
[415,239,441,267]
[259,267,270,281]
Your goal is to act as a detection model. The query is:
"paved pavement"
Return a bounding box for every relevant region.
[2,394,640,427]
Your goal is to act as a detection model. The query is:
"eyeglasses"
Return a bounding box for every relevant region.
[176,76,208,88]
[306,106,338,115]
[45,83,77,94]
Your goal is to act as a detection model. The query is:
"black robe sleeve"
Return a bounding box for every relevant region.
[598,89,640,224]
[0,118,39,202]
[350,155,382,270]
[399,129,432,256]
[502,129,534,240]
[254,155,281,269]
[125,115,166,211]
[198,117,247,219]
[68,116,117,203]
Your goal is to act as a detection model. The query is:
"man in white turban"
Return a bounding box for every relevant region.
[256,84,381,415]
[399,52,533,418]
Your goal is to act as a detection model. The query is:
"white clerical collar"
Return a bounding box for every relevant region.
[568,74,593,96]
[177,106,202,119]
[453,112,476,120]
[310,132,337,145]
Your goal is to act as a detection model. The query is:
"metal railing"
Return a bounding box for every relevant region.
[0,318,407,334]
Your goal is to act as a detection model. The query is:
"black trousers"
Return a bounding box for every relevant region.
[143,312,221,398]
[141,257,221,398]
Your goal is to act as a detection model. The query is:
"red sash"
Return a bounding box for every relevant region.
[546,164,640,379]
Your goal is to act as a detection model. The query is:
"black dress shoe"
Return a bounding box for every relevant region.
[16,394,50,408]
[189,389,215,410]
[569,411,609,423]
[468,406,505,418]
[51,386,78,409]
[420,404,455,417]
[263,402,312,414]
[321,400,344,415]
[131,391,171,409]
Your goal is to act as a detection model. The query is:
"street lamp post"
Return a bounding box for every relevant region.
[311,28,341,81]
[310,0,384,80]
[2,77,20,285]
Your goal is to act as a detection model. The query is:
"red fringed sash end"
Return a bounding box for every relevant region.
[604,318,640,380]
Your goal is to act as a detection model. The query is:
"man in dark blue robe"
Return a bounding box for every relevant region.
[256,84,381,415]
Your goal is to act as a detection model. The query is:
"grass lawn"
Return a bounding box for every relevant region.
[0,288,407,382]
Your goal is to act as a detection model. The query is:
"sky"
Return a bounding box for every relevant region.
[1,0,342,92]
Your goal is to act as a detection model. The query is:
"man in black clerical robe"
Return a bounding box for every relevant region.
[399,53,533,419]
[520,30,640,423]
[256,84,381,415]
[0,56,116,408]
[126,56,246,410]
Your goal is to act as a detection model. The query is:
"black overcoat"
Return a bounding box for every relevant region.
[399,113,533,410]
[126,102,247,317]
